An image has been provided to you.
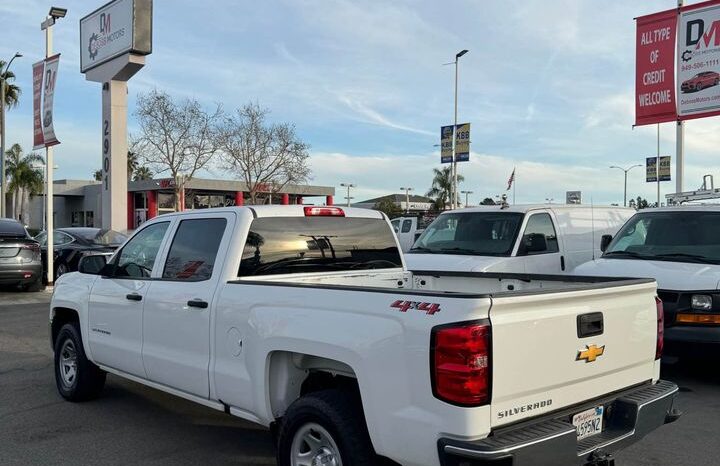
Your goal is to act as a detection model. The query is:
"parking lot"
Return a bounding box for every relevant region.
[0,293,718,466]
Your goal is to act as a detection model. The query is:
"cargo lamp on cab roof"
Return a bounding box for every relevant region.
[304,206,345,217]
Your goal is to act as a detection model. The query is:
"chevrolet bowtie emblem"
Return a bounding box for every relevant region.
[576,344,605,363]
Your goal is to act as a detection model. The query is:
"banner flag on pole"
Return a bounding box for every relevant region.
[506,168,515,191]
[32,54,61,150]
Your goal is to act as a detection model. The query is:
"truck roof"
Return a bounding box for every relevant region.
[442,204,635,215]
[640,205,720,213]
[153,205,386,219]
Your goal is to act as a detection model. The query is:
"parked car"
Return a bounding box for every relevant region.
[34,227,127,281]
[575,206,720,355]
[50,206,678,466]
[405,204,634,274]
[0,218,42,291]
[390,216,428,251]
[681,71,720,93]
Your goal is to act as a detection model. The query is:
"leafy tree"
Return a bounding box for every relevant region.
[631,196,650,209]
[215,103,310,204]
[0,60,21,109]
[4,143,43,221]
[480,197,497,205]
[373,198,402,218]
[133,166,153,181]
[133,89,222,210]
[426,166,463,211]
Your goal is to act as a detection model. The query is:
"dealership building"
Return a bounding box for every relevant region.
[25,178,335,232]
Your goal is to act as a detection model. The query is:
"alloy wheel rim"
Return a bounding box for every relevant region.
[290,422,342,466]
[59,339,78,388]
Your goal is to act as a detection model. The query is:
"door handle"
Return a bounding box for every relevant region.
[126,293,142,302]
[187,299,208,309]
[560,255,566,271]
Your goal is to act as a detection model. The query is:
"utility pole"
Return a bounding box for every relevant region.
[340,182,355,207]
[677,0,684,195]
[609,164,642,207]
[0,52,22,218]
[451,49,468,210]
[461,190,473,207]
[400,186,413,213]
[41,6,66,286]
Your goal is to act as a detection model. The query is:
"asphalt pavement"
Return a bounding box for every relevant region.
[1,295,719,465]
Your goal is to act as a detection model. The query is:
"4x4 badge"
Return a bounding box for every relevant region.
[576,344,605,363]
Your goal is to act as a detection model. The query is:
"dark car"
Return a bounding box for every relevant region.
[34,228,127,281]
[0,218,43,291]
[681,71,720,93]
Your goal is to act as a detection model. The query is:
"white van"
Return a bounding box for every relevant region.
[405,204,635,274]
[574,206,720,350]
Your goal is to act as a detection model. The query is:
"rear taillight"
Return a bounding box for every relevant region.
[656,296,664,360]
[431,321,491,406]
[304,206,345,217]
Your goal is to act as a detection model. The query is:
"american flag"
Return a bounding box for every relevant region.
[506,168,515,191]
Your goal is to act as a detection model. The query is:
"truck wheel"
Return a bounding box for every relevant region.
[277,389,377,466]
[54,323,106,401]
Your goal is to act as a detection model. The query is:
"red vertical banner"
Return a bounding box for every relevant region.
[32,60,44,149]
[635,9,678,126]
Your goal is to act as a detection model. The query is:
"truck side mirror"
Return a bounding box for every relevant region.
[600,234,613,252]
[521,233,547,254]
[78,254,108,275]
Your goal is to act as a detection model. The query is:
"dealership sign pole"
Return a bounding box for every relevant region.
[80,0,152,231]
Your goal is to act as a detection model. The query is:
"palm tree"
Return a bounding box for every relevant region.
[133,166,153,181]
[5,144,43,221]
[127,150,139,179]
[426,166,464,210]
[0,59,21,109]
[93,169,102,181]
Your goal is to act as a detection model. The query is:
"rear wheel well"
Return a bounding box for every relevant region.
[51,307,79,348]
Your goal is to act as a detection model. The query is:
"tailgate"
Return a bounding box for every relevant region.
[489,281,658,427]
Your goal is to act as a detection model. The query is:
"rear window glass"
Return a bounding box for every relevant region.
[238,217,402,276]
[0,220,27,237]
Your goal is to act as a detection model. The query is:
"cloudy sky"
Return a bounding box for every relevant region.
[1,0,718,205]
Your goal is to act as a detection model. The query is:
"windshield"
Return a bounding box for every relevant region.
[76,229,127,246]
[410,212,524,256]
[604,211,720,264]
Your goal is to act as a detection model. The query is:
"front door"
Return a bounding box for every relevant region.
[516,212,564,274]
[87,221,172,377]
[142,213,232,398]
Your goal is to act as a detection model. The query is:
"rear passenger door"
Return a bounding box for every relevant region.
[141,213,233,398]
[516,211,564,274]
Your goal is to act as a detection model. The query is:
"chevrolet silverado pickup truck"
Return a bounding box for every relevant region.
[50,205,679,466]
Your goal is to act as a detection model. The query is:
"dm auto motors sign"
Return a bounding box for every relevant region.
[80,0,152,73]
[677,0,720,120]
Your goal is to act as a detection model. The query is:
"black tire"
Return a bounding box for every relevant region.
[54,323,106,401]
[277,389,377,466]
[55,263,69,281]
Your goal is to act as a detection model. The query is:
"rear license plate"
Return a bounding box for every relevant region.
[573,405,604,441]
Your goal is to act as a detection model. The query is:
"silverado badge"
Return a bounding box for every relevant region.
[576,344,605,363]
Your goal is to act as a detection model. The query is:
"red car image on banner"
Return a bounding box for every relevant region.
[635,8,678,126]
[681,71,720,93]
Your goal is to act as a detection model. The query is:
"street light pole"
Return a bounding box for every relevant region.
[41,6,66,286]
[452,49,468,210]
[461,190,473,207]
[400,186,413,213]
[0,51,22,218]
[609,164,642,207]
[340,182,355,207]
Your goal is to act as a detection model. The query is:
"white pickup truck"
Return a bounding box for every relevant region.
[50,205,679,466]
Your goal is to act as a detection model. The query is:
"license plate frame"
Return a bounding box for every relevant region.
[572,405,604,441]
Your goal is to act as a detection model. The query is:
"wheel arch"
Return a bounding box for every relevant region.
[51,306,80,349]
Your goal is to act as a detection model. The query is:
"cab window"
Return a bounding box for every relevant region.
[401,219,412,233]
[162,218,227,281]
[112,222,170,278]
[519,213,559,255]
